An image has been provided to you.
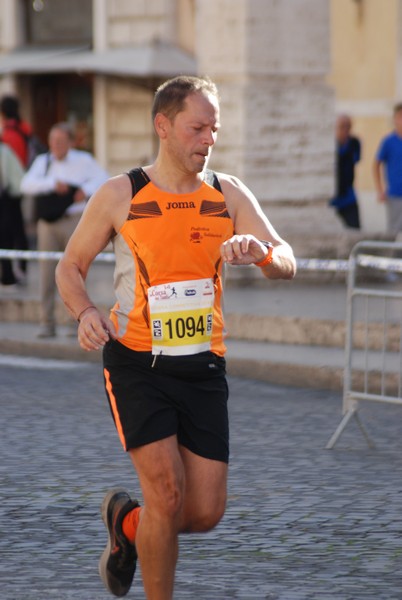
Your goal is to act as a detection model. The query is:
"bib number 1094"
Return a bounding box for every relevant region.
[165,313,212,340]
[148,277,215,355]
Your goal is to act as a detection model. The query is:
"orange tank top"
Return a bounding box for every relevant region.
[110,168,234,356]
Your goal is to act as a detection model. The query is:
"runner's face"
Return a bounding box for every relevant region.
[167,91,220,174]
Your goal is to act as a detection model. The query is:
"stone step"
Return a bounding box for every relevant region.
[0,321,400,394]
[226,313,401,352]
[2,266,399,392]
[1,296,399,352]
[227,339,401,394]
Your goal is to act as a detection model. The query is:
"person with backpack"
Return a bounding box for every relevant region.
[0,95,38,283]
[0,141,25,290]
[21,121,109,338]
[0,95,34,168]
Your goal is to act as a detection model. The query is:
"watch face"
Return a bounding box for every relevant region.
[261,240,273,249]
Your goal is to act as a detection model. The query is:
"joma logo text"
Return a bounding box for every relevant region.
[166,202,196,210]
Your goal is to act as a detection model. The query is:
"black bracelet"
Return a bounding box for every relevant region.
[77,305,97,323]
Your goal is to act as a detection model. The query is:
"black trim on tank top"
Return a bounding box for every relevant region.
[204,169,222,193]
[126,168,151,198]
[126,167,222,198]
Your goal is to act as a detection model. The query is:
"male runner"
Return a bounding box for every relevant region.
[56,75,296,599]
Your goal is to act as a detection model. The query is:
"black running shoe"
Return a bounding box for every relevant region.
[99,488,140,597]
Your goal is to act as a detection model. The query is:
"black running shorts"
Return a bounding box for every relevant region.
[103,340,229,463]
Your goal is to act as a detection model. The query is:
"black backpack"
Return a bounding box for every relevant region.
[3,123,47,168]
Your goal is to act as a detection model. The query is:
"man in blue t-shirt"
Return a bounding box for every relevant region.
[373,103,402,236]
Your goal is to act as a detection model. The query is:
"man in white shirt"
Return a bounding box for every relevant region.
[21,122,109,337]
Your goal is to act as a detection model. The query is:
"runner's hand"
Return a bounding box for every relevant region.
[220,234,269,265]
[77,308,117,351]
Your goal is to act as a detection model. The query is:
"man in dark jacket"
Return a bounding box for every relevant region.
[330,114,361,229]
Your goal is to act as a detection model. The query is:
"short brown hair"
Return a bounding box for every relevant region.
[394,103,402,115]
[152,75,219,122]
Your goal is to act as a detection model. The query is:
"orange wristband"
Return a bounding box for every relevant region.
[255,242,274,267]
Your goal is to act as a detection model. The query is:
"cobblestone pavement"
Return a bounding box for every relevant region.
[1,355,402,600]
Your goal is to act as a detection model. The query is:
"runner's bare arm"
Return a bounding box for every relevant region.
[218,174,296,279]
[55,175,132,351]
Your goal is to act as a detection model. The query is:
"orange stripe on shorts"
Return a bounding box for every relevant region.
[104,367,127,451]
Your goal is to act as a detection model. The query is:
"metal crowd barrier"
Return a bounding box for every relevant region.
[326,240,402,449]
[0,249,116,263]
[0,249,350,271]
[4,245,402,450]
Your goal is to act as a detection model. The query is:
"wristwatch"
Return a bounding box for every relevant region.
[255,240,274,268]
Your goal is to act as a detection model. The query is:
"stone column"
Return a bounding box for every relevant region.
[196,0,347,259]
[101,0,179,175]
[0,0,24,95]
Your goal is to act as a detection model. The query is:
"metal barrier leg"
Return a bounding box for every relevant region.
[326,405,375,449]
[353,411,376,449]
[326,408,357,449]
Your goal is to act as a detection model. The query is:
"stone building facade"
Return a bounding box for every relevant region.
[196,0,341,257]
[329,0,402,233]
[0,0,349,259]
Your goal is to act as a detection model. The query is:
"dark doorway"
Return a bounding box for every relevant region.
[30,74,93,151]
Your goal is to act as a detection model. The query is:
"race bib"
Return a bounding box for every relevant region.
[148,278,215,356]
